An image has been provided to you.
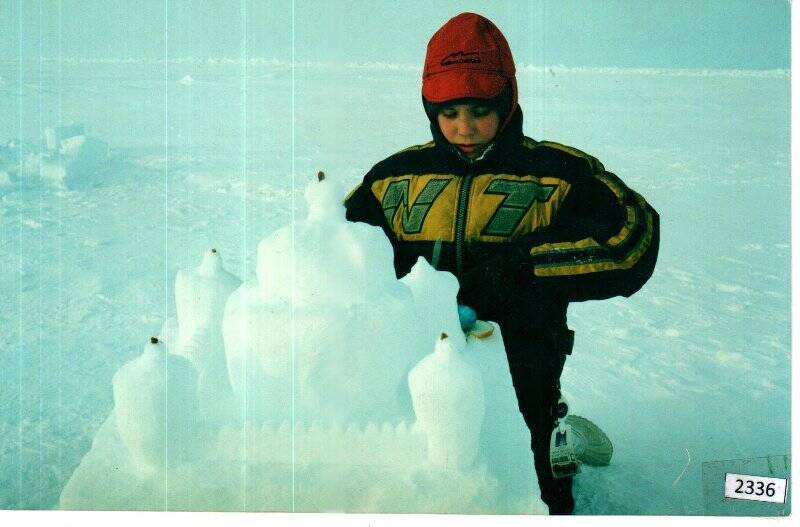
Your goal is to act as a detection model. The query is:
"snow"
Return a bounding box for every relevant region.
[11,124,111,190]
[0,60,790,517]
[44,124,86,152]
[408,333,485,469]
[111,338,201,471]
[56,178,541,513]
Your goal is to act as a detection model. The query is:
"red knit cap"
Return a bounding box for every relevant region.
[422,12,517,114]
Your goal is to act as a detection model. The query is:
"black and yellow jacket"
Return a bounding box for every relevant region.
[344,107,659,344]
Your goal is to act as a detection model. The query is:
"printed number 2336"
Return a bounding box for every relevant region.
[734,478,776,497]
[724,472,786,504]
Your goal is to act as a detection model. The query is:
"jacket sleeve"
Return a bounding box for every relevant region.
[527,168,660,302]
[343,175,386,228]
[344,173,405,248]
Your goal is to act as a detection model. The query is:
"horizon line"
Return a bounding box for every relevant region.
[0,57,790,77]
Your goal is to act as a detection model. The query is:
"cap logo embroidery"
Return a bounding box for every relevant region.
[441,51,481,66]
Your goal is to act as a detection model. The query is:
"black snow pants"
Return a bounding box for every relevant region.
[502,327,575,515]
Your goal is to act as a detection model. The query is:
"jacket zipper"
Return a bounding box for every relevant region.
[455,170,474,276]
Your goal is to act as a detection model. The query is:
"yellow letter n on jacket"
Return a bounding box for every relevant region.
[373,175,458,241]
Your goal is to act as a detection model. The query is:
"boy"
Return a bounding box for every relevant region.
[344,12,659,515]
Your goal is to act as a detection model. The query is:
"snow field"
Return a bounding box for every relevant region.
[0,61,790,514]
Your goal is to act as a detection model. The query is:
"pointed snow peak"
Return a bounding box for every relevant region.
[401,256,465,350]
[198,247,222,276]
[143,336,165,358]
[403,256,460,297]
[404,256,435,282]
[305,172,345,222]
[434,332,457,357]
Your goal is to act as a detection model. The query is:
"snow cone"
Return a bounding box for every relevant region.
[112,337,200,472]
[175,247,241,352]
[408,332,485,469]
[174,248,240,419]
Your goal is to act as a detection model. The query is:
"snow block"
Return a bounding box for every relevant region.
[45,123,85,151]
[39,136,109,189]
[38,124,109,189]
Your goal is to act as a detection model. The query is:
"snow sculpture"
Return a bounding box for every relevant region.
[409,332,485,469]
[60,175,544,514]
[111,337,200,472]
[224,174,427,423]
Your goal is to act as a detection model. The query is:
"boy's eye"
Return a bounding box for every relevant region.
[439,106,492,119]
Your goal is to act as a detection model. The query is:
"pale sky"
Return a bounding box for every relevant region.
[2,0,791,69]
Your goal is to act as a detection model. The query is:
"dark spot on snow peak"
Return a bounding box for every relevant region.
[317,171,325,182]
[440,332,448,340]
[150,336,159,344]
[211,248,217,254]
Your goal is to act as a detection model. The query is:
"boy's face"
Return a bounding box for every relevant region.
[436,104,500,159]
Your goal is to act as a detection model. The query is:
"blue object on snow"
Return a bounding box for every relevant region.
[458,304,478,331]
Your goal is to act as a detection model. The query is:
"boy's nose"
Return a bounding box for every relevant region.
[456,117,475,137]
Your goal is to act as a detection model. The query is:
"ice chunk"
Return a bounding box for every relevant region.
[39,135,109,189]
[44,123,85,151]
[111,337,200,472]
[39,160,67,187]
[408,332,485,469]
[59,134,86,156]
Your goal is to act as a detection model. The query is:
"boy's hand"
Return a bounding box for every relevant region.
[456,246,535,317]
[457,304,478,331]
